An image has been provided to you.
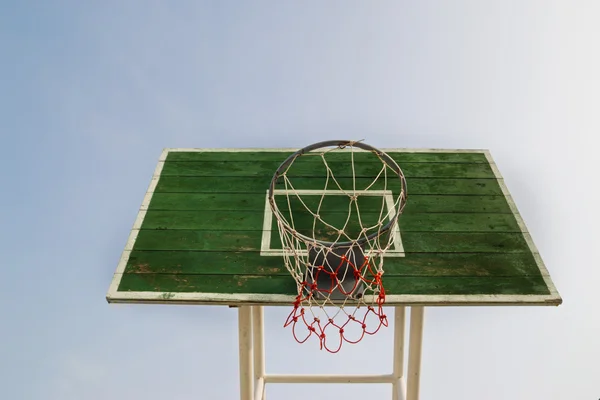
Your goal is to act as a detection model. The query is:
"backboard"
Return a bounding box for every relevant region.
[106,148,561,307]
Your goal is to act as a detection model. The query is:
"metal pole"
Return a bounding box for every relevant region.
[406,306,424,400]
[238,306,253,400]
[392,306,406,400]
[252,306,266,400]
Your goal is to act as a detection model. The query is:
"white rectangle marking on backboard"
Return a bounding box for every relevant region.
[261,190,274,254]
[260,189,405,257]
[385,193,405,254]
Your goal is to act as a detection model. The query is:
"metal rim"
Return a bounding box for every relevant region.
[268,140,407,248]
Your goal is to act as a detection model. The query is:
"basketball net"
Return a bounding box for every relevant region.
[269,140,407,353]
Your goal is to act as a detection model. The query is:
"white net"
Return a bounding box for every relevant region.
[268,141,407,352]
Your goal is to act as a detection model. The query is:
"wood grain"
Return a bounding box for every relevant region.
[110,150,555,301]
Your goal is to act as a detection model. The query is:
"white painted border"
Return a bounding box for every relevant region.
[107,147,562,307]
[106,149,168,302]
[483,150,562,302]
[260,189,405,257]
[107,290,560,306]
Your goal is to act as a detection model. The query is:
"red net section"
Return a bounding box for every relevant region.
[283,255,388,353]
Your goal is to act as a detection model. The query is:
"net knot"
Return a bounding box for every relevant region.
[293,296,302,307]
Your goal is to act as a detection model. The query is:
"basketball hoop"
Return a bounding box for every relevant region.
[268,140,407,352]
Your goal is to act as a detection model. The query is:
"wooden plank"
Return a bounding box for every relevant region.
[124,251,543,277]
[133,230,262,251]
[147,193,512,213]
[396,213,520,232]
[117,273,550,296]
[155,176,504,195]
[410,195,509,215]
[377,253,543,276]
[274,194,512,214]
[160,161,495,178]
[125,250,287,275]
[402,232,530,253]
[141,210,521,233]
[384,275,550,295]
[118,272,297,294]
[132,230,531,253]
[148,192,265,211]
[166,151,489,163]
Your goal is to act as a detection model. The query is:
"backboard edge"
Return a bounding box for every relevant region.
[483,150,562,304]
[106,148,169,302]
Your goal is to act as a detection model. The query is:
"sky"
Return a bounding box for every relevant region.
[1,1,598,399]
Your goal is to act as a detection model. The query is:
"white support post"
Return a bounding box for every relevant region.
[238,306,253,400]
[406,306,425,400]
[252,306,266,400]
[392,306,406,400]
[236,305,425,400]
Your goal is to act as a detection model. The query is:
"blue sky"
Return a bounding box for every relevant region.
[1,2,598,399]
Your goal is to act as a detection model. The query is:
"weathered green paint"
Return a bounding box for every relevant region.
[275,194,512,214]
[132,229,530,253]
[161,160,495,178]
[125,251,542,277]
[148,193,511,213]
[110,149,557,301]
[166,151,489,163]
[118,273,550,296]
[156,176,504,195]
[142,210,521,233]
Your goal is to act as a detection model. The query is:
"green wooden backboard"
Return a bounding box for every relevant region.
[106,148,561,306]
